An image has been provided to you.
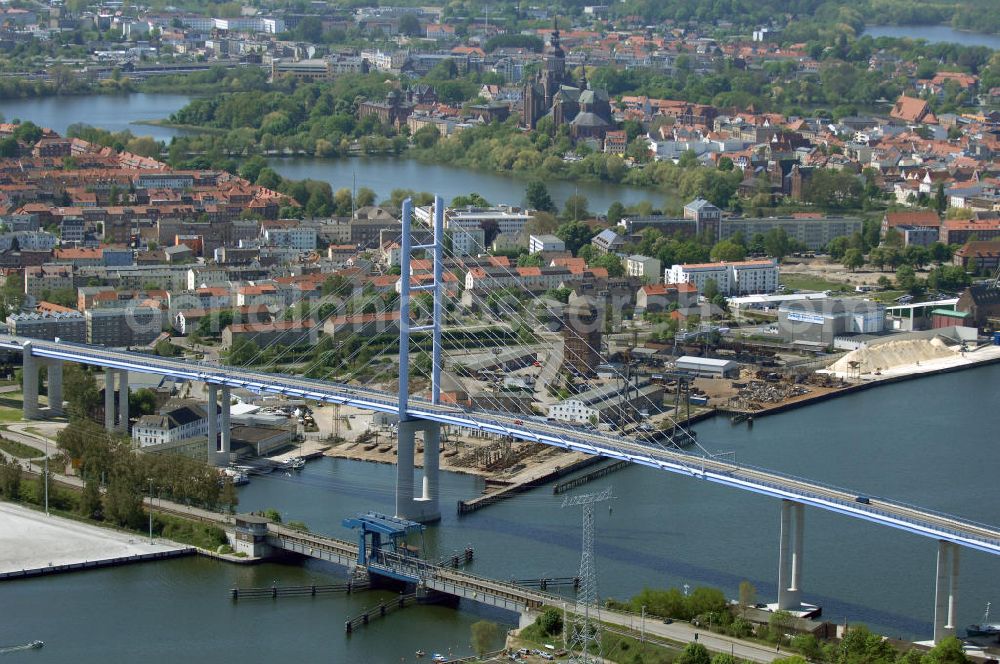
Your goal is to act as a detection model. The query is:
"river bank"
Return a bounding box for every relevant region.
[711,339,1000,422]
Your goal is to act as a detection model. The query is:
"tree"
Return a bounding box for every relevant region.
[710,240,746,262]
[676,642,711,664]
[412,124,440,149]
[555,221,595,256]
[763,228,791,261]
[129,388,158,417]
[738,580,756,616]
[590,253,624,277]
[827,236,849,260]
[935,182,948,213]
[470,620,499,658]
[451,192,489,208]
[768,610,794,644]
[703,279,720,303]
[0,456,22,499]
[398,13,422,36]
[79,474,103,519]
[884,227,904,248]
[294,16,323,42]
[535,607,563,636]
[607,201,626,225]
[63,365,100,420]
[836,625,897,664]
[517,253,543,267]
[843,248,865,271]
[355,187,376,208]
[924,637,969,664]
[562,193,590,222]
[895,265,918,292]
[526,180,556,213]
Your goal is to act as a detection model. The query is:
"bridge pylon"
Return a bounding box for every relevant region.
[394,196,445,523]
[933,540,959,643]
[776,500,806,611]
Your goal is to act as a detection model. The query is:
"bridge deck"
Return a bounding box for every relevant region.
[265,525,555,612]
[6,335,1000,556]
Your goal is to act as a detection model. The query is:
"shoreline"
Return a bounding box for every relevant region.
[742,345,1000,420]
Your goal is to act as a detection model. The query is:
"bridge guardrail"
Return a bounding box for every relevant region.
[8,335,1000,552]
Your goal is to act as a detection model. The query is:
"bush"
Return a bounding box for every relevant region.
[535,607,563,637]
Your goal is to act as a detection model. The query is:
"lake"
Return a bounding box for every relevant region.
[267,156,671,214]
[864,25,1000,50]
[0,93,670,213]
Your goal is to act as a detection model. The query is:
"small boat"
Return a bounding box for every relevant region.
[221,468,249,486]
[0,641,43,654]
[415,650,425,657]
[968,602,1000,637]
[431,655,447,663]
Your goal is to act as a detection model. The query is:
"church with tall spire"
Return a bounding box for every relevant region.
[521,19,613,140]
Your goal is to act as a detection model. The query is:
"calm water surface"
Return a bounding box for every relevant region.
[0,94,195,143]
[268,156,673,214]
[864,25,1000,49]
[4,363,998,659]
[0,92,670,213]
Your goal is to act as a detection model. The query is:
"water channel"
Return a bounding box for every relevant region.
[3,364,1000,660]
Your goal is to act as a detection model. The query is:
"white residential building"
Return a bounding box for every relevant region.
[665,259,779,295]
[417,205,534,257]
[625,255,662,283]
[132,400,219,448]
[262,226,317,252]
[528,234,565,254]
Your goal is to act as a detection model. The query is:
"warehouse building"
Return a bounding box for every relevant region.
[778,298,885,345]
[547,380,664,425]
[674,356,740,378]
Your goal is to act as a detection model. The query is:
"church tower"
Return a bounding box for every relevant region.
[542,17,565,107]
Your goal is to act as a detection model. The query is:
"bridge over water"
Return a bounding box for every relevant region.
[6,198,994,642]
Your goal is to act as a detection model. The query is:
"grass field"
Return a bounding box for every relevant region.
[0,438,43,459]
[780,273,853,293]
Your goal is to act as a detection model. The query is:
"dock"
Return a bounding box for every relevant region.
[230,579,369,600]
[552,460,630,494]
[457,455,603,515]
[344,593,418,633]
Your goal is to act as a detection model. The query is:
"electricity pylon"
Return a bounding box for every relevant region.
[562,486,614,663]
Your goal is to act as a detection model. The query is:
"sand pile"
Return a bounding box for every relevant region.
[828,337,957,374]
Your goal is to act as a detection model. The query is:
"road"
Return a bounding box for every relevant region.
[5,334,1000,556]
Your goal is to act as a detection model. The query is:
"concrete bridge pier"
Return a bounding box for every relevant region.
[22,342,39,419]
[104,371,116,430]
[206,384,219,465]
[46,360,62,416]
[933,540,959,643]
[215,386,231,466]
[116,370,128,433]
[777,500,805,610]
[395,419,441,523]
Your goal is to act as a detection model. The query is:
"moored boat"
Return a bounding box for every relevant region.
[968,603,1000,637]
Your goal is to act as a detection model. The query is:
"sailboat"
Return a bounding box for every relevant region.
[967,602,1000,637]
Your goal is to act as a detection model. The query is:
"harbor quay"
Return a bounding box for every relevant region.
[0,501,191,579]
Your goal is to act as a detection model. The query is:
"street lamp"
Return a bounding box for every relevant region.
[43,436,48,516]
[147,478,154,545]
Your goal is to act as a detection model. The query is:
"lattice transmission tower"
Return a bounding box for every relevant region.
[562,486,614,663]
